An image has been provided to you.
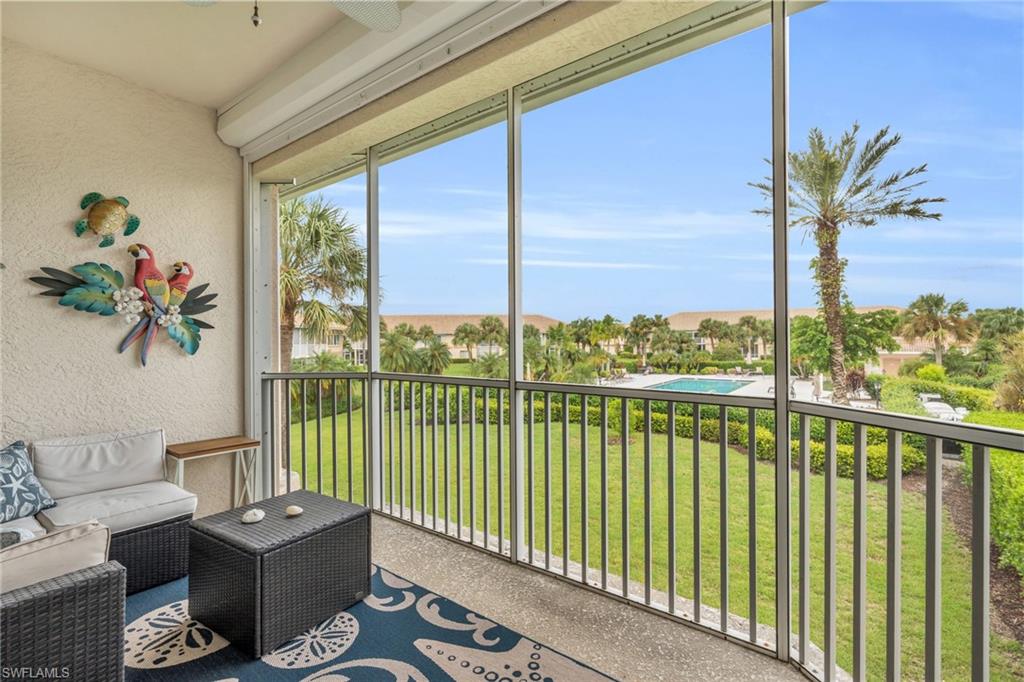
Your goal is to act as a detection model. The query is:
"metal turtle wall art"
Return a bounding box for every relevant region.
[74,192,141,248]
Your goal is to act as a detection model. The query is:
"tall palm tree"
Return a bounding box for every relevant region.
[752,124,945,404]
[478,316,507,352]
[418,336,451,375]
[279,196,367,372]
[697,318,727,352]
[380,330,420,372]
[453,322,480,361]
[901,293,975,366]
[627,314,654,365]
[737,315,760,362]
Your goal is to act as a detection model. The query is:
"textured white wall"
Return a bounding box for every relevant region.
[1,39,244,515]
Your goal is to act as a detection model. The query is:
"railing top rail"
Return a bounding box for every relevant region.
[791,400,1024,452]
[263,371,367,380]
[373,371,508,390]
[517,380,775,409]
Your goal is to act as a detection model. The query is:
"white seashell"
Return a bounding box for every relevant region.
[285,505,303,517]
[241,508,265,524]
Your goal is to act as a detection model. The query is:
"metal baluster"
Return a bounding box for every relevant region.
[315,379,322,494]
[719,406,728,632]
[748,407,757,643]
[457,386,463,540]
[693,403,701,623]
[498,388,505,555]
[562,392,569,577]
[621,397,630,599]
[444,384,450,535]
[330,380,337,498]
[925,436,941,681]
[389,381,395,514]
[601,396,609,591]
[886,429,902,681]
[399,381,405,518]
[668,402,676,614]
[580,395,588,584]
[285,380,293,493]
[470,387,477,544]
[433,383,438,531]
[972,444,990,682]
[799,414,810,663]
[528,390,535,564]
[484,388,490,550]
[361,379,368,505]
[544,392,552,571]
[420,382,426,526]
[853,423,867,679]
[824,418,837,682]
[269,379,278,497]
[346,379,353,501]
[300,379,308,490]
[410,382,416,522]
[644,400,652,605]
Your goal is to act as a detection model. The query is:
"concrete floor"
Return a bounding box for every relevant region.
[372,514,802,682]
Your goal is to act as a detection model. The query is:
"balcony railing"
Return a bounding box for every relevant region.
[260,370,1023,681]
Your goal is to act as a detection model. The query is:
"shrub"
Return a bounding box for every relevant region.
[700,366,720,375]
[882,377,995,412]
[800,440,924,479]
[963,411,1024,585]
[916,363,947,382]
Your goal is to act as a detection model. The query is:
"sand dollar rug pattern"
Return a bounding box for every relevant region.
[124,566,616,681]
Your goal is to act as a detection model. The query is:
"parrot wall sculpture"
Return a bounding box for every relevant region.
[30,243,218,367]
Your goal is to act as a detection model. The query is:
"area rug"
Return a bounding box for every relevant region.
[124,565,615,681]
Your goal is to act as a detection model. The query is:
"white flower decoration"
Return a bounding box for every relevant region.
[126,313,141,325]
[114,302,127,313]
[112,289,125,302]
[171,313,182,324]
[127,287,144,300]
[168,304,181,314]
[128,300,145,314]
[157,315,170,327]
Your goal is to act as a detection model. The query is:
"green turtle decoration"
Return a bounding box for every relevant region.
[74,192,141,248]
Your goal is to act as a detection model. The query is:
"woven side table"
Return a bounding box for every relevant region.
[188,490,370,658]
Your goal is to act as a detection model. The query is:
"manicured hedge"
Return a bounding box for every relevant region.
[881,377,996,412]
[963,411,1024,587]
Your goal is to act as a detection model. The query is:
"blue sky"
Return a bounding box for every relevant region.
[315,1,1023,321]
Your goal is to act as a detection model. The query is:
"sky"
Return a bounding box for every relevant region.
[313,1,1024,322]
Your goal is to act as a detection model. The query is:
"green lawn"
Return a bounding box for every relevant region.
[288,406,1023,681]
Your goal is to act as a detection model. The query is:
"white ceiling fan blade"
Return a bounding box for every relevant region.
[331,1,402,32]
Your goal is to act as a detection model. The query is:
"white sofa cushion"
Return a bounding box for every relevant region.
[0,520,109,593]
[38,481,197,534]
[32,428,166,499]
[0,515,47,540]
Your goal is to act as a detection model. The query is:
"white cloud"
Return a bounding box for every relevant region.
[466,258,678,270]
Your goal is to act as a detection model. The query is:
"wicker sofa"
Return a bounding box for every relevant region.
[2,428,197,594]
[0,521,126,681]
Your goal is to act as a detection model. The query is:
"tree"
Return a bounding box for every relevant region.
[900,293,975,366]
[475,352,508,379]
[752,124,945,404]
[478,316,507,351]
[627,315,654,365]
[418,336,451,375]
[711,340,743,363]
[380,330,420,372]
[416,325,436,343]
[452,323,480,361]
[972,307,1024,341]
[737,315,760,362]
[279,196,367,372]
[791,305,900,375]
[697,318,730,352]
[996,332,1024,412]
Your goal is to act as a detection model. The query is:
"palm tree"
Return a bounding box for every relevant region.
[901,293,975,366]
[452,322,480,361]
[416,325,436,344]
[380,330,420,372]
[627,314,654,366]
[478,315,507,353]
[475,352,508,379]
[754,319,774,359]
[972,307,1024,341]
[697,318,728,352]
[737,315,760,362]
[418,336,451,375]
[279,196,367,372]
[752,124,945,404]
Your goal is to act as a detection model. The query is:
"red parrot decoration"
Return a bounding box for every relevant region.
[30,246,218,367]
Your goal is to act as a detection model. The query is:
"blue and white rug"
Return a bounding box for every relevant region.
[124,565,614,681]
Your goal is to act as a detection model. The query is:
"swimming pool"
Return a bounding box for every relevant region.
[650,377,754,394]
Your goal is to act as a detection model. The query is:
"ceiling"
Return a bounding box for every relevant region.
[1,1,346,109]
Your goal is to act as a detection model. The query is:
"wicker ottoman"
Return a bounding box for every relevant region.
[188,490,370,658]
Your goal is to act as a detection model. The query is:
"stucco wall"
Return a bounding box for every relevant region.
[1,39,244,516]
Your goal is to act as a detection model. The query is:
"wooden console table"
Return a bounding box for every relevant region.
[166,436,261,508]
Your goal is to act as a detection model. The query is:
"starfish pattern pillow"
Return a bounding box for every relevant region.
[0,441,56,523]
